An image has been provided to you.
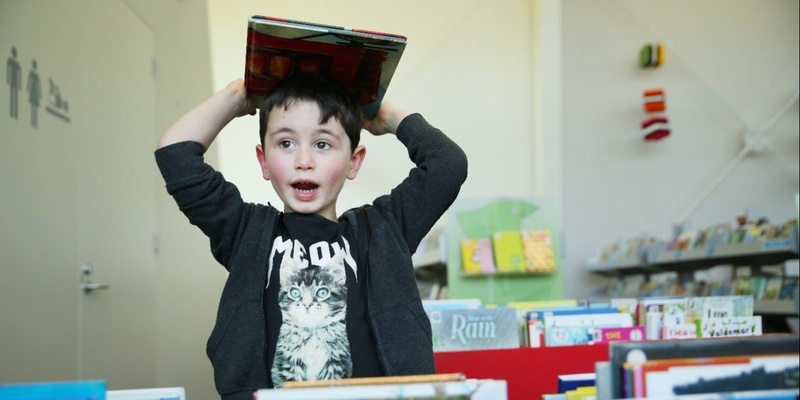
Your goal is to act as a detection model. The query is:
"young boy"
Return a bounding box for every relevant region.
[155,74,468,399]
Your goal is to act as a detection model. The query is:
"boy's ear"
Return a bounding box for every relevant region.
[347,145,367,180]
[255,144,270,181]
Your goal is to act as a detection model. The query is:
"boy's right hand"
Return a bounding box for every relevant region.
[158,79,257,150]
[226,79,257,118]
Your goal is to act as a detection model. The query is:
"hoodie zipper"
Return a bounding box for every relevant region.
[262,211,281,388]
[357,206,387,375]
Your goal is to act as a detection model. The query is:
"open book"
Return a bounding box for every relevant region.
[244,15,407,118]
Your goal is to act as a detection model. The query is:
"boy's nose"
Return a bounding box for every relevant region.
[295,147,315,169]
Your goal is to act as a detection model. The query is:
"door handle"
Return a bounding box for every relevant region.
[79,264,109,294]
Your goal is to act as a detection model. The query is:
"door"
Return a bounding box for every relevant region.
[0,0,157,389]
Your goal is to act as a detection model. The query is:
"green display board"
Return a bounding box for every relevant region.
[446,197,564,305]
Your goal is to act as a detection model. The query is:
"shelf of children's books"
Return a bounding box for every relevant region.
[589,223,799,280]
[586,262,660,278]
[589,245,798,280]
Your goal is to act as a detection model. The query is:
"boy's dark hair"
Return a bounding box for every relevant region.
[258,74,363,153]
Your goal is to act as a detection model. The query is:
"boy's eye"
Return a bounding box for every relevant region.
[314,142,331,150]
[279,140,294,149]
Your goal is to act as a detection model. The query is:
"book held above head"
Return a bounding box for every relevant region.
[245,15,407,118]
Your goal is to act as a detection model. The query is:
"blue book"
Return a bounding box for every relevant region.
[526,306,619,321]
[557,372,596,393]
[0,380,105,400]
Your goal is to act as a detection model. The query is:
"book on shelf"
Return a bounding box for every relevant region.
[607,334,800,399]
[779,277,798,300]
[564,385,596,400]
[521,229,556,272]
[542,311,633,347]
[422,298,482,311]
[638,353,799,397]
[459,238,496,275]
[257,376,507,399]
[525,306,621,347]
[763,276,784,300]
[426,307,520,352]
[244,15,407,118]
[0,380,106,400]
[557,372,596,393]
[491,230,526,273]
[107,387,186,400]
[640,297,686,340]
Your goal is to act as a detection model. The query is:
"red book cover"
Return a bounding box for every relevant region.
[244,15,407,117]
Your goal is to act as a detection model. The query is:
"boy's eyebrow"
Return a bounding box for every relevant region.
[267,126,340,137]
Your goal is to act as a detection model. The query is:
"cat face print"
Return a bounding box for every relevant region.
[278,252,347,328]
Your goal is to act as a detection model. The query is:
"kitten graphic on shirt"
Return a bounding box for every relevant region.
[271,251,352,387]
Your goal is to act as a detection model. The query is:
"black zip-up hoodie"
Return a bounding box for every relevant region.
[155,114,468,399]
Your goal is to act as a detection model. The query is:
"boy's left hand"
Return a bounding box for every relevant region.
[363,101,410,136]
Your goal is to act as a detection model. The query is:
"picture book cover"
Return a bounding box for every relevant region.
[763,276,784,300]
[607,335,800,398]
[426,307,520,352]
[460,238,496,275]
[491,230,525,273]
[543,312,633,347]
[640,355,752,396]
[244,15,407,117]
[521,229,556,272]
[779,277,798,300]
[642,354,799,397]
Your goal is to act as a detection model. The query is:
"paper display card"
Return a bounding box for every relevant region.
[696,316,763,338]
[588,326,646,344]
[244,15,406,118]
[426,307,520,352]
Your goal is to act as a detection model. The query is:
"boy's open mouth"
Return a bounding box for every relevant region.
[292,181,319,192]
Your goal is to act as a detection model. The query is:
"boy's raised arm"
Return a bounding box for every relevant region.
[158,79,256,150]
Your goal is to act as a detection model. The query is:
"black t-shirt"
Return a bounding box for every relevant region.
[264,212,383,388]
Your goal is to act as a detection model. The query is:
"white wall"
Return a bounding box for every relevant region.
[561,0,799,297]
[205,0,552,214]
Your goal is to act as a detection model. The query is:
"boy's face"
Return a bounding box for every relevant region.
[256,100,366,221]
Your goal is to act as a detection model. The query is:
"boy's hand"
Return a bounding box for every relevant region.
[363,101,411,136]
[158,79,257,150]
[226,79,257,118]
